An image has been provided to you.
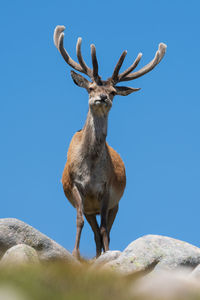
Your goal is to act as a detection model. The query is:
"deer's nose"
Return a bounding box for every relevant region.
[100,94,107,101]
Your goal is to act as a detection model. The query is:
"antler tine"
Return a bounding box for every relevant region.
[90,44,100,81]
[111,50,127,82]
[54,25,92,76]
[76,38,93,77]
[54,25,65,49]
[55,26,83,73]
[118,52,143,81]
[157,43,167,63]
[119,43,167,82]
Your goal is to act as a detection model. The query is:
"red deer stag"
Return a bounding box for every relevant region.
[54,25,167,258]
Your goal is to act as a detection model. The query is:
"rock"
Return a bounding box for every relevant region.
[92,251,121,267]
[1,244,39,265]
[0,218,77,263]
[105,235,200,274]
[189,263,200,280]
[131,269,200,300]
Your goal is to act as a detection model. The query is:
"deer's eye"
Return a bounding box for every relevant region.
[89,87,94,92]
[110,91,116,96]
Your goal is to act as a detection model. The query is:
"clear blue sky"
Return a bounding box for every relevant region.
[1,0,200,257]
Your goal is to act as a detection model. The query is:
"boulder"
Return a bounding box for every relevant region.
[105,235,200,274]
[131,269,200,300]
[1,244,39,265]
[92,250,121,267]
[0,218,77,263]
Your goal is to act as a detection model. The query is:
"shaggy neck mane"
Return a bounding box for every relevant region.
[81,109,108,158]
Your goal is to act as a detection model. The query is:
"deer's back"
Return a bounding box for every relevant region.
[62,130,126,214]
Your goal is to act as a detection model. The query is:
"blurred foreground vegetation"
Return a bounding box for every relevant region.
[0,262,133,300]
[1,262,200,300]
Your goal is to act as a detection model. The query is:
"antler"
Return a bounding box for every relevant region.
[54,25,101,82]
[110,43,167,84]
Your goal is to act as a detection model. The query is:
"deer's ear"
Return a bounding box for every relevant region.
[70,70,90,89]
[115,86,141,96]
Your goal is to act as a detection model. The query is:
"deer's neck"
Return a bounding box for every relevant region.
[81,109,108,158]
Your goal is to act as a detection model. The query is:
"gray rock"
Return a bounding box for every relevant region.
[92,250,121,267]
[1,244,39,265]
[131,269,200,300]
[0,218,77,263]
[105,235,200,274]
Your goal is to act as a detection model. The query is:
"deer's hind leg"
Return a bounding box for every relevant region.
[85,214,102,257]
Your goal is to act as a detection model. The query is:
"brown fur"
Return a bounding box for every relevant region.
[62,130,126,212]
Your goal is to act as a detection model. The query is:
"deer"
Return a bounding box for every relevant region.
[53,25,167,259]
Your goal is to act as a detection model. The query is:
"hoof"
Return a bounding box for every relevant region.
[72,249,81,260]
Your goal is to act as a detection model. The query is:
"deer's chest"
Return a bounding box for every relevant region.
[74,154,109,197]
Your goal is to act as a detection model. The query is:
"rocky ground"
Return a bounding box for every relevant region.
[0,218,200,300]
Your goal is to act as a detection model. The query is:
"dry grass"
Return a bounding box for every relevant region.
[0,262,200,300]
[0,262,131,300]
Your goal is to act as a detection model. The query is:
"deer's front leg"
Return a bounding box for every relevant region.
[71,186,84,259]
[100,192,109,253]
[107,204,119,244]
[85,214,102,258]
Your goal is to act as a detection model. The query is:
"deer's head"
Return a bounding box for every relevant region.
[54,26,166,116]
